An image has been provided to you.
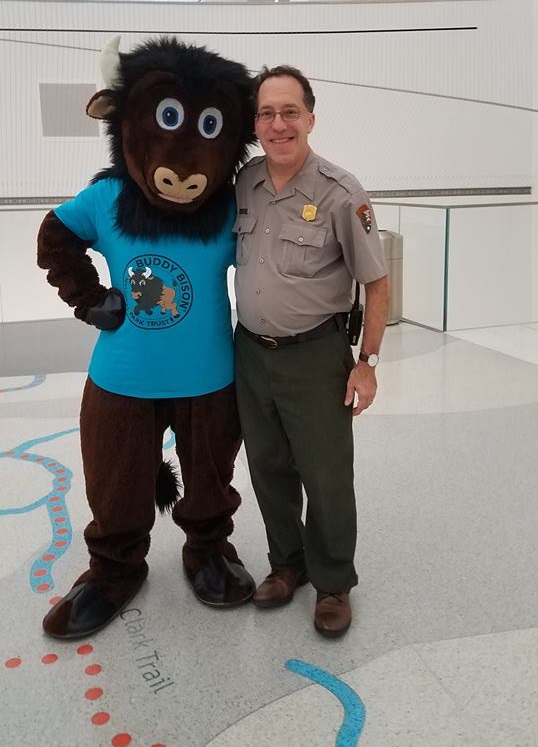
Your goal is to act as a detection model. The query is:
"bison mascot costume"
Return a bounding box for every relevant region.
[37,36,257,639]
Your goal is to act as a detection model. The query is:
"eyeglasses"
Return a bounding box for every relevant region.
[255,107,304,124]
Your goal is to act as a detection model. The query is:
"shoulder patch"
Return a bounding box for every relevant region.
[356,203,372,234]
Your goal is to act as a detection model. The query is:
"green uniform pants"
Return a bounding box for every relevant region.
[235,325,359,593]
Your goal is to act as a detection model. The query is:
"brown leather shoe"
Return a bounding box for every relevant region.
[253,567,308,608]
[314,592,352,638]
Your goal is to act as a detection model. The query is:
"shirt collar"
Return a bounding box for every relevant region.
[252,149,317,201]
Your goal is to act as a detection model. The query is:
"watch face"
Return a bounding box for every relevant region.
[368,353,379,367]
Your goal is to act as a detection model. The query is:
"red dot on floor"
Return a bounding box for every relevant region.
[37,583,51,592]
[50,496,60,502]
[21,454,30,459]
[150,744,167,747]
[48,462,57,467]
[42,554,55,562]
[77,644,94,656]
[85,664,102,676]
[42,654,58,665]
[112,734,132,747]
[91,712,110,726]
[56,469,65,474]
[57,477,67,482]
[54,540,68,547]
[57,487,67,492]
[5,658,22,668]
[85,687,103,701]
[51,506,62,513]
[54,517,66,523]
[57,528,68,535]
[33,569,47,577]
[49,596,62,605]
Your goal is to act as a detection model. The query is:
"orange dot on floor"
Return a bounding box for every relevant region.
[57,487,67,492]
[42,554,55,562]
[42,654,58,665]
[37,583,51,592]
[91,712,110,726]
[51,506,62,513]
[49,596,62,605]
[111,734,132,747]
[5,658,22,668]
[85,664,102,676]
[33,569,47,577]
[50,496,60,502]
[77,644,94,656]
[54,541,68,548]
[150,743,167,747]
[57,528,68,535]
[85,688,103,701]
[55,517,66,523]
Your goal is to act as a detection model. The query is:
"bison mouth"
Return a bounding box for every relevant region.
[132,291,142,299]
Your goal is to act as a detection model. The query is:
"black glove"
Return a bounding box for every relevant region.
[84,288,125,330]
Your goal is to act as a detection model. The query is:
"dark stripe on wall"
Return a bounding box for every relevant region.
[0,187,532,208]
[0,26,478,36]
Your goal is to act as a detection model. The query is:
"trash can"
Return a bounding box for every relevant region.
[379,230,403,325]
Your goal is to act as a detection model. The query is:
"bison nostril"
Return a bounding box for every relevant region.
[163,178,173,186]
[187,184,198,191]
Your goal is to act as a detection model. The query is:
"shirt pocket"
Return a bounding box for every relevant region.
[278,223,328,277]
[232,215,257,266]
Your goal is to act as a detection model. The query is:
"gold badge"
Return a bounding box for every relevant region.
[302,204,317,221]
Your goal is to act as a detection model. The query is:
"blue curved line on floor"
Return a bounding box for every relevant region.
[0,374,47,394]
[286,659,366,746]
[0,428,79,593]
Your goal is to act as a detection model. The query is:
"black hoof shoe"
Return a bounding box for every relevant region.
[42,581,140,639]
[184,554,255,607]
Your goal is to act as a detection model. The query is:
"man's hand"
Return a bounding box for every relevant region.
[344,362,377,416]
[83,288,125,330]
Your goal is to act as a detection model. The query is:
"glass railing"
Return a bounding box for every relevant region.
[373,199,538,331]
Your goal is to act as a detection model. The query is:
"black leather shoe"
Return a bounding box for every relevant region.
[42,581,140,640]
[184,554,256,607]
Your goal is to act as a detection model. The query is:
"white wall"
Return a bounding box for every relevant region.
[0,0,536,326]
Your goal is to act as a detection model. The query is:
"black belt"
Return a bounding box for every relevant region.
[238,314,347,349]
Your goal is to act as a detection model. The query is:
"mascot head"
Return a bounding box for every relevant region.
[87,36,256,239]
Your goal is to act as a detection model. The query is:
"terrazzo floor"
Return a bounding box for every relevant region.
[1,321,537,747]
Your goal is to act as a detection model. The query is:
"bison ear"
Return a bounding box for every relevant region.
[86,89,117,120]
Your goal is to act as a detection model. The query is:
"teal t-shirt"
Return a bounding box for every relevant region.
[55,178,235,398]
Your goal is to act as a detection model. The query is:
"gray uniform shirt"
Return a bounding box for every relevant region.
[234,149,387,336]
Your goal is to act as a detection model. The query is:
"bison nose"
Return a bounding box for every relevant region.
[154,167,208,204]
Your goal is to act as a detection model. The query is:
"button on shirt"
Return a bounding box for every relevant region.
[234,150,387,336]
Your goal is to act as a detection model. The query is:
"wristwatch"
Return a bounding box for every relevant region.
[358,351,379,367]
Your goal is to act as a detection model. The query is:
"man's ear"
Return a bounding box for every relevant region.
[307,112,315,134]
[86,89,117,120]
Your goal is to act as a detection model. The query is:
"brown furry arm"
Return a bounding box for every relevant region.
[37,211,124,329]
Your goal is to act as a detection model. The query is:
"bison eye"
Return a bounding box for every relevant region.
[198,107,223,139]
[156,98,184,131]
[139,280,146,286]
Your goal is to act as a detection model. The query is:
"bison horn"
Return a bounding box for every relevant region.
[128,266,134,278]
[100,36,122,88]
[142,267,152,279]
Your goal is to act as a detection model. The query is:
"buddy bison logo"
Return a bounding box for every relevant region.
[123,254,193,329]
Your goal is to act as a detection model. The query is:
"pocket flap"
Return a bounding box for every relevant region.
[278,223,326,248]
[232,215,257,234]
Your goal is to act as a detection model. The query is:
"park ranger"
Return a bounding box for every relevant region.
[234,65,389,637]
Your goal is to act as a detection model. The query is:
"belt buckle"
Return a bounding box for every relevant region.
[259,335,279,349]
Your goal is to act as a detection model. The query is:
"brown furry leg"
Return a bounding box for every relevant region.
[78,378,167,601]
[171,383,243,573]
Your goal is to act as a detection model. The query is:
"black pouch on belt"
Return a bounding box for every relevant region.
[347,283,363,346]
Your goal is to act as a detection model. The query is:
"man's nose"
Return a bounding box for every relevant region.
[271,112,288,131]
